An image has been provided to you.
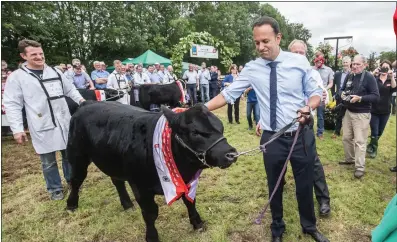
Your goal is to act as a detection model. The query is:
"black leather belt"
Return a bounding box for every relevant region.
[264,129,299,137]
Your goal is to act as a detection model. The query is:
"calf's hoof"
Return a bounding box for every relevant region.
[122,203,134,211]
[193,221,206,232]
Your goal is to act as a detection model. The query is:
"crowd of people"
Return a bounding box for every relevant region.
[1,14,396,242]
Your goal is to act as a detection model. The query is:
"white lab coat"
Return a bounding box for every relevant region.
[163,72,177,84]
[3,64,83,154]
[107,72,130,105]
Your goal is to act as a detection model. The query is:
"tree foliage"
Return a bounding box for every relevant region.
[1,2,313,73]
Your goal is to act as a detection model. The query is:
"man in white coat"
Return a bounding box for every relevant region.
[107,60,129,105]
[3,39,85,200]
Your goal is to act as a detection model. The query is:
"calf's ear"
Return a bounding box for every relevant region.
[161,105,177,123]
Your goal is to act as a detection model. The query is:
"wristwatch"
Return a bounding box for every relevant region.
[358,96,362,103]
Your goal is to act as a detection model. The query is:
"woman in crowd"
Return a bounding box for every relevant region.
[367,60,397,159]
[222,64,240,124]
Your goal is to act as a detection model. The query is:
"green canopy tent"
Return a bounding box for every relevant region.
[106,58,134,72]
[132,50,171,67]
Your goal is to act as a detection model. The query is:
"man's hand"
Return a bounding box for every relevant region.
[297,105,312,125]
[79,99,86,104]
[349,95,361,103]
[256,122,261,136]
[14,132,28,144]
[89,86,95,90]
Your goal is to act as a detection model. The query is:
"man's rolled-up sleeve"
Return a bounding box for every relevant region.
[221,68,250,104]
[303,68,323,99]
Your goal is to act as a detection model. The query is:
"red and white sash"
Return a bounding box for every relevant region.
[94,90,106,101]
[153,108,201,205]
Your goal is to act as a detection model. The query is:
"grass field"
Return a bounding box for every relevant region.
[1,100,396,242]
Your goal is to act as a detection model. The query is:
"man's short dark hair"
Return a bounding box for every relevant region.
[18,39,42,53]
[252,16,280,34]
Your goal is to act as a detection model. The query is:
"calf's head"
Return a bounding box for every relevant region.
[162,104,237,169]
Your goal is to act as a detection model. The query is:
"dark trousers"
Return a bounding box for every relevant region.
[309,122,330,205]
[227,97,240,123]
[370,113,390,137]
[186,84,197,106]
[261,127,317,237]
[209,83,219,100]
[392,96,396,114]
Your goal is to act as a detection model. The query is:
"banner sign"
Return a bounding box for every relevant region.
[190,44,218,59]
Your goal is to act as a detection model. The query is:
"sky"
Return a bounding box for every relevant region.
[268,2,396,57]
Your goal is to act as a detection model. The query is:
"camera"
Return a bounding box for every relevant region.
[341,90,352,102]
[379,67,389,74]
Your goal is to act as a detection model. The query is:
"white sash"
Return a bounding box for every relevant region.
[153,115,201,205]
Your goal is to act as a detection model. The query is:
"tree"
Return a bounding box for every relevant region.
[367,51,377,71]
[378,51,396,63]
[170,32,239,76]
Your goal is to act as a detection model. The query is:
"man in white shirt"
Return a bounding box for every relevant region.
[288,39,331,217]
[107,60,129,105]
[163,65,177,84]
[198,62,211,103]
[182,64,199,106]
[4,39,85,201]
[131,65,151,105]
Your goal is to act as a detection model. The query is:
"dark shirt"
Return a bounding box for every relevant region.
[210,71,218,84]
[27,68,44,79]
[247,89,258,103]
[371,77,397,114]
[341,71,379,113]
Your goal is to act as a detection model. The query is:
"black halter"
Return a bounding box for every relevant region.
[174,134,226,168]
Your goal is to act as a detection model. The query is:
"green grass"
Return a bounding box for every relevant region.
[2,100,396,242]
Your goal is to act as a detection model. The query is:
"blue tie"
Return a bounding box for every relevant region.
[268,62,279,131]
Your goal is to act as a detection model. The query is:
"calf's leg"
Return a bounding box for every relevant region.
[111,178,134,210]
[66,156,90,211]
[129,182,160,242]
[182,196,204,231]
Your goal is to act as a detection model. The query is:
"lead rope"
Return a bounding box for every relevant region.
[254,124,302,224]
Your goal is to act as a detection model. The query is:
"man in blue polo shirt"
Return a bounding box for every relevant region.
[91,61,109,89]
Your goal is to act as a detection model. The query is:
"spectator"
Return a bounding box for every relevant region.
[182,64,199,106]
[339,55,380,179]
[147,65,162,84]
[313,55,334,140]
[391,61,397,115]
[367,60,397,158]
[107,60,129,105]
[238,65,244,72]
[91,61,109,89]
[59,63,67,73]
[289,39,331,216]
[198,62,210,103]
[3,39,85,200]
[163,66,177,84]
[332,56,351,139]
[154,63,161,73]
[244,87,259,130]
[100,61,107,71]
[71,64,95,90]
[209,66,219,99]
[80,64,87,72]
[223,64,241,124]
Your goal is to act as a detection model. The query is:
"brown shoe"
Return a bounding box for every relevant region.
[331,134,337,139]
[354,170,365,179]
[317,135,324,140]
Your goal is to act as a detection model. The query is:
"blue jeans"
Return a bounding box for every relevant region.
[247,102,260,128]
[39,150,71,193]
[186,84,197,106]
[316,104,325,136]
[200,84,209,103]
[370,113,390,137]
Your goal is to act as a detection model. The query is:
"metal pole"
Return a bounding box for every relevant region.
[335,39,339,70]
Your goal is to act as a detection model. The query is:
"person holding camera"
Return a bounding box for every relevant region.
[366,60,396,159]
[339,55,379,179]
